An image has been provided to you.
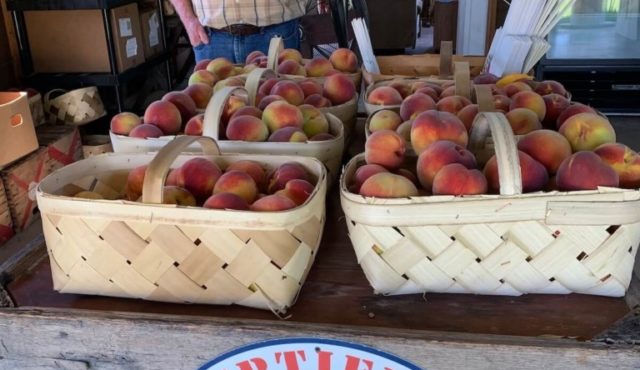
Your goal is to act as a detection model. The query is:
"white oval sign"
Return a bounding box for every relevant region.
[199,338,422,370]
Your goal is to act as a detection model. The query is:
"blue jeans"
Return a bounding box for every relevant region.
[193,19,300,64]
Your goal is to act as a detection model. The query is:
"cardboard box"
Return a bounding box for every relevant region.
[140,7,164,59]
[24,4,145,73]
[36,125,83,173]
[0,92,38,168]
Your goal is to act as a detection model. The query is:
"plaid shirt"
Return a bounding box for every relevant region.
[191,0,310,29]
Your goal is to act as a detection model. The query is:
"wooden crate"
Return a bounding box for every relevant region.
[0,179,13,246]
[36,124,83,173]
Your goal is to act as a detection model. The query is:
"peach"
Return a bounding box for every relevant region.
[503,81,532,97]
[245,50,265,65]
[365,130,406,170]
[410,81,430,93]
[129,123,163,138]
[517,129,572,175]
[268,162,312,193]
[388,82,411,99]
[492,95,511,112]
[367,86,403,106]
[74,191,103,199]
[258,95,285,111]
[556,103,597,129]
[436,96,472,115]
[277,60,306,76]
[299,104,329,137]
[144,100,182,134]
[262,101,304,132]
[456,104,479,132]
[484,151,548,193]
[162,91,197,123]
[188,70,217,87]
[268,127,308,142]
[489,85,506,96]
[126,165,147,200]
[439,85,456,99]
[275,179,316,205]
[369,110,402,132]
[206,57,234,79]
[250,194,296,211]
[194,59,211,72]
[432,163,488,196]
[230,106,263,120]
[535,80,567,97]
[184,114,204,136]
[400,93,437,121]
[165,168,181,186]
[213,170,258,203]
[556,151,619,191]
[221,95,247,124]
[305,57,334,77]
[414,86,440,102]
[271,80,305,106]
[396,168,418,185]
[351,164,388,193]
[298,79,323,98]
[559,113,616,152]
[410,110,468,154]
[176,158,222,201]
[227,160,267,191]
[110,112,141,135]
[323,73,356,105]
[214,76,245,93]
[258,78,280,96]
[279,49,303,64]
[183,83,213,109]
[203,192,250,210]
[510,91,546,121]
[416,140,477,190]
[309,133,335,141]
[359,173,418,198]
[441,81,455,89]
[505,108,542,135]
[163,186,196,206]
[594,143,640,189]
[542,93,570,129]
[396,120,412,142]
[329,48,358,73]
[226,115,269,142]
[473,73,499,85]
[304,94,332,108]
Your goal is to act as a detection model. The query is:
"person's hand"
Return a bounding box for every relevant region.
[184,17,209,47]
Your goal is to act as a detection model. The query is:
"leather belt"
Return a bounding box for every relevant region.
[216,24,262,36]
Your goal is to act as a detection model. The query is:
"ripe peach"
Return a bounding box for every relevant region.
[473,73,499,85]
[304,94,332,108]
[505,108,542,135]
[165,168,181,186]
[268,127,308,142]
[396,168,418,185]
[188,70,218,87]
[299,104,329,137]
[400,93,437,121]
[305,57,334,77]
[270,80,305,106]
[436,96,472,115]
[163,186,197,206]
[367,86,403,106]
[456,104,479,132]
[323,73,356,105]
[396,120,412,142]
[278,49,303,64]
[126,165,147,200]
[203,192,250,210]
[257,95,285,111]
[492,95,511,112]
[329,48,358,73]
[183,83,213,109]
[365,130,406,170]
[359,173,418,198]
[542,93,570,129]
[351,164,388,193]
[517,129,572,175]
[414,86,440,102]
[214,76,245,93]
[439,85,456,99]
[556,103,597,129]
[410,110,468,154]
[226,115,269,142]
[556,151,619,191]
[298,79,323,97]
[410,81,430,93]
[194,59,211,72]
[221,95,248,124]
[176,158,222,202]
[230,106,263,120]
[245,50,265,65]
[144,100,182,135]
[535,80,567,97]
[110,112,141,135]
[184,114,204,136]
[484,151,548,193]
[559,113,616,152]
[510,91,546,121]
[129,123,164,138]
[309,133,335,141]
[277,60,305,76]
[432,163,488,196]
[503,81,532,97]
[213,170,258,203]
[162,91,197,123]
[250,194,297,211]
[206,57,234,79]
[369,110,402,132]
[388,82,411,99]
[226,160,267,191]
[262,101,304,132]
[268,162,312,193]
[258,78,280,96]
[276,179,316,205]
[416,140,477,190]
[594,143,640,189]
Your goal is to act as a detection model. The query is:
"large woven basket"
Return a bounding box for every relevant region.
[340,112,640,297]
[44,87,106,126]
[37,136,327,313]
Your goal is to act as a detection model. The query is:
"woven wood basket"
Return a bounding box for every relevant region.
[37,136,328,312]
[111,85,345,181]
[82,135,113,158]
[340,112,640,297]
[44,87,106,126]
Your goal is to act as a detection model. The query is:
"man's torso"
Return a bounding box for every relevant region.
[192,0,308,29]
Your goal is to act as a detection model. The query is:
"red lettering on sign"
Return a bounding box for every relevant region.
[318,350,333,370]
[235,358,268,370]
[345,355,374,370]
[274,350,307,370]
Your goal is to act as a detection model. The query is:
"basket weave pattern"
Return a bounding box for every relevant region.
[45,87,106,126]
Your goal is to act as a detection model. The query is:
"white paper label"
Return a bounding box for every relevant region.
[125,37,138,58]
[149,12,160,47]
[119,18,133,37]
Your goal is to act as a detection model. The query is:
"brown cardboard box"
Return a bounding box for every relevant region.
[140,7,164,59]
[0,92,38,168]
[24,4,145,73]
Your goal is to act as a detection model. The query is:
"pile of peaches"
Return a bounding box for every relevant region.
[75,158,317,212]
[351,75,639,198]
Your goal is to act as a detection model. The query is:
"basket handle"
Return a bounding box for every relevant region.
[475,85,495,112]
[469,112,522,195]
[439,41,453,78]
[202,86,249,139]
[43,88,67,109]
[142,136,221,204]
[454,61,471,99]
[245,68,277,107]
[267,36,284,71]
